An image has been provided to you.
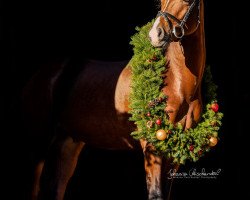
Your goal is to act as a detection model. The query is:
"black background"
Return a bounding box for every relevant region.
[1,0,244,200]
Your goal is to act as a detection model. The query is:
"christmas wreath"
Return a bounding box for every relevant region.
[129,21,223,164]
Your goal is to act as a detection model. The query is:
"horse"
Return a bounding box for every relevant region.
[22,0,205,199]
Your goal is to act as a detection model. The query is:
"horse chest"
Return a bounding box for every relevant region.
[60,60,138,149]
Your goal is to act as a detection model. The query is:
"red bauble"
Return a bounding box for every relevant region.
[198,150,203,155]
[147,112,151,117]
[152,56,157,61]
[211,103,219,112]
[156,119,162,125]
[189,145,194,151]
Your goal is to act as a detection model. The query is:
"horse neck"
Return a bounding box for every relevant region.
[183,0,205,80]
[165,2,205,100]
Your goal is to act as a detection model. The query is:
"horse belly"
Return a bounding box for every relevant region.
[60,60,139,150]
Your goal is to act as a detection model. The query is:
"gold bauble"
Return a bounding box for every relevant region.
[209,137,218,147]
[156,129,168,140]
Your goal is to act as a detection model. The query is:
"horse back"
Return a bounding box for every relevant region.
[21,59,67,139]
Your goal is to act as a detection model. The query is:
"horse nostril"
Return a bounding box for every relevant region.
[158,28,162,36]
[158,27,164,40]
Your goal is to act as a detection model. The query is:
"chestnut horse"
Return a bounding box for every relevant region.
[23,0,205,199]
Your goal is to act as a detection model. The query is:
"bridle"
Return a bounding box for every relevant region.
[157,0,200,41]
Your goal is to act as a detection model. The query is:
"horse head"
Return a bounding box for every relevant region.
[149,0,201,47]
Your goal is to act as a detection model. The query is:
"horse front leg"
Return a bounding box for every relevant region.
[38,135,85,200]
[140,139,179,200]
[32,160,45,200]
[140,139,164,200]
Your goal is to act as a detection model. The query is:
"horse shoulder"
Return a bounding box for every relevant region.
[114,64,132,114]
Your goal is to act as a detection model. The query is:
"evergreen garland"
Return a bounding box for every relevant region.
[128,21,223,164]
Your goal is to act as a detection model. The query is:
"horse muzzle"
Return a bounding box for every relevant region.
[149,26,170,48]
